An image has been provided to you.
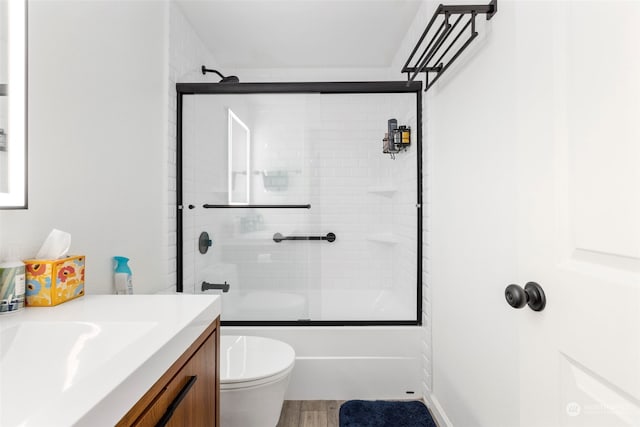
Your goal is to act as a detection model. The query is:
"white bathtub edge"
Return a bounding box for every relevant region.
[222,326,422,400]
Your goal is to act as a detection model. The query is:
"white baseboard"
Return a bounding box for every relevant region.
[423,393,454,427]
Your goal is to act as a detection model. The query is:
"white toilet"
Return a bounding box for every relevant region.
[220,335,295,427]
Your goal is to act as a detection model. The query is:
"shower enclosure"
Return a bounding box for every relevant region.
[177,82,422,325]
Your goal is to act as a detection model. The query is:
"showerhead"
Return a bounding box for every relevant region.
[219,75,240,84]
[201,65,240,84]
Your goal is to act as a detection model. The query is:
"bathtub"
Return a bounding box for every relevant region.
[200,279,422,399]
[221,325,422,400]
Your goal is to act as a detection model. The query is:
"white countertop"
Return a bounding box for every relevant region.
[0,294,221,427]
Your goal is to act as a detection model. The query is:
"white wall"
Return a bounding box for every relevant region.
[226,67,394,84]
[408,0,574,426]
[406,0,640,424]
[0,0,169,295]
[0,1,8,193]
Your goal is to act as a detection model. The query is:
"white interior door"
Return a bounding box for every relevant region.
[514,2,640,426]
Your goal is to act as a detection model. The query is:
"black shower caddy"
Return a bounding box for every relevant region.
[402,0,497,91]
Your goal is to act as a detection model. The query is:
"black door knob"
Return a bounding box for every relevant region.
[505,282,546,311]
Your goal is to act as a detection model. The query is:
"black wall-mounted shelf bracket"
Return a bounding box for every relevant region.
[401,0,497,91]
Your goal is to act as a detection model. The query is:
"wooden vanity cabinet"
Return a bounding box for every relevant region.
[117,318,220,427]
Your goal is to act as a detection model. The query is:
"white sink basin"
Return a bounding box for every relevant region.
[1,320,156,388]
[0,294,220,427]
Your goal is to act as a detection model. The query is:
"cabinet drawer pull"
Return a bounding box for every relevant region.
[155,375,198,427]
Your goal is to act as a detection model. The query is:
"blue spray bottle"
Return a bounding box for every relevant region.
[113,256,133,295]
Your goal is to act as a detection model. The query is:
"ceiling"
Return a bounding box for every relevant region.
[175,0,423,69]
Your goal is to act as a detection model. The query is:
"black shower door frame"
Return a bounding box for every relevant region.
[176,81,423,326]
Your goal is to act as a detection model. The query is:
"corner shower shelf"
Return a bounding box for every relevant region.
[401,0,498,91]
[367,233,399,245]
[367,186,397,197]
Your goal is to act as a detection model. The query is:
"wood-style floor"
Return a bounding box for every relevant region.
[276,400,345,427]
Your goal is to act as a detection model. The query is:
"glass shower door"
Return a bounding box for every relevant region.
[180,86,420,324]
[183,93,318,321]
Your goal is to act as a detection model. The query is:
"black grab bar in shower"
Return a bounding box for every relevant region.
[273,232,336,243]
[202,281,230,292]
[203,204,311,209]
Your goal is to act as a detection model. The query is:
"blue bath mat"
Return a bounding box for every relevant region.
[339,400,436,427]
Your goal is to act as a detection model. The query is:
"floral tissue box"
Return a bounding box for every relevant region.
[23,256,85,306]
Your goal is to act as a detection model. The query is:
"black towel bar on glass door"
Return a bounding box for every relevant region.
[203,204,311,209]
[273,232,336,243]
[202,281,230,293]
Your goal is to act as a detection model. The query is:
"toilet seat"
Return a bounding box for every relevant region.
[220,364,295,390]
[220,336,295,390]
